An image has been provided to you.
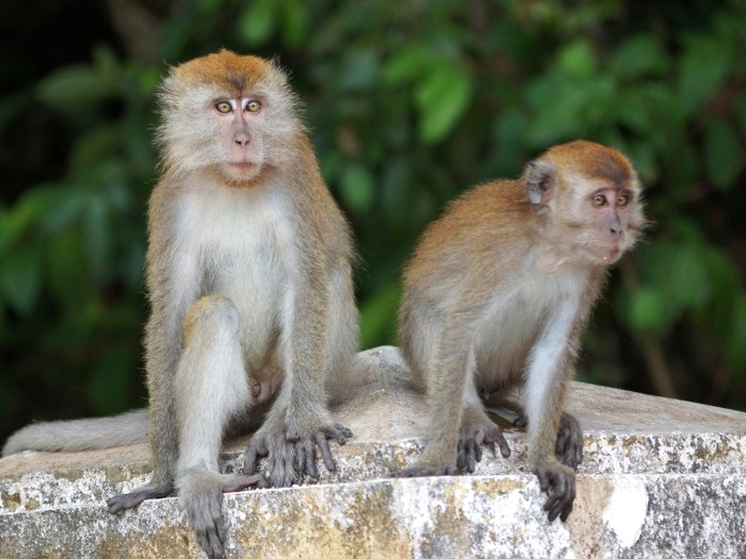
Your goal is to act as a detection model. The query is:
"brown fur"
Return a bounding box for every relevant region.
[397,140,644,523]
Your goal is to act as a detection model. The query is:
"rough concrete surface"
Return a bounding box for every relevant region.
[1,346,745,558]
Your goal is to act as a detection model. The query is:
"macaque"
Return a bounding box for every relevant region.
[397,140,645,522]
[3,50,359,559]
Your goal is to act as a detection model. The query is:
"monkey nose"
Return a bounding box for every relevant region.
[234,133,250,147]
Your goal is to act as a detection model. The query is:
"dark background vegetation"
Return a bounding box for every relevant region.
[1,0,745,444]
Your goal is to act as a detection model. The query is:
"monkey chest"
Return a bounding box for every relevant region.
[475,272,581,378]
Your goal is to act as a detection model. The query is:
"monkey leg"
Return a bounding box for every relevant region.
[514,411,583,470]
[457,406,512,473]
[173,295,270,558]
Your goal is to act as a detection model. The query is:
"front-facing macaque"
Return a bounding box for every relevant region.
[397,140,645,522]
[3,50,359,558]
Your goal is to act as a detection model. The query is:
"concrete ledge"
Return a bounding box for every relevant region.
[1,346,745,558]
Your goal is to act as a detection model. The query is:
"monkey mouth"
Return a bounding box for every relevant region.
[228,162,256,170]
[225,161,260,178]
[597,247,622,263]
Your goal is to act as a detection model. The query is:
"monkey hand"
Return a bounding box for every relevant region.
[457,411,511,473]
[534,460,576,522]
[243,415,353,488]
[514,412,584,470]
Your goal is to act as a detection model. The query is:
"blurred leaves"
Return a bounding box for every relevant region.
[2,0,746,437]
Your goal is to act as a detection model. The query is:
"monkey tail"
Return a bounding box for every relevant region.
[2,409,149,457]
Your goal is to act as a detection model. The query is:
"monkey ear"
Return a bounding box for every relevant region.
[525,160,557,207]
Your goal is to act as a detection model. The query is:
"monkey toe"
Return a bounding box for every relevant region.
[397,461,459,478]
[107,483,173,514]
[220,473,270,493]
[555,413,584,469]
[321,423,353,445]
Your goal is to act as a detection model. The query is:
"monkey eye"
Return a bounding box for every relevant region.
[245,100,262,113]
[616,193,630,207]
[592,194,607,207]
[215,101,232,114]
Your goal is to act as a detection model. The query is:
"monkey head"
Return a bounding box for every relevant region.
[156,49,300,186]
[525,140,646,265]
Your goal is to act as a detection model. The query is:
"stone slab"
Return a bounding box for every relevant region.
[1,346,745,558]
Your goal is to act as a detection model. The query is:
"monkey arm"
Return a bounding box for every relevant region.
[523,296,581,522]
[108,188,202,512]
[243,247,353,487]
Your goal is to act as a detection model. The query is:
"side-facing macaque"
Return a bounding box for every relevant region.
[397,140,645,522]
[3,50,359,558]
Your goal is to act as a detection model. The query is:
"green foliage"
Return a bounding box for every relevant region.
[2,0,746,437]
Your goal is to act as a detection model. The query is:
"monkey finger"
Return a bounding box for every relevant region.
[456,439,465,470]
[546,489,573,523]
[205,529,226,559]
[304,438,319,478]
[514,415,528,429]
[316,433,336,472]
[222,474,271,492]
[466,440,478,473]
[292,440,305,475]
[242,439,268,475]
[474,441,483,463]
[535,468,552,493]
[484,427,511,459]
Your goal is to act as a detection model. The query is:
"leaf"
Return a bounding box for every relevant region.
[36,65,111,110]
[340,163,375,213]
[678,35,731,112]
[280,0,310,49]
[47,229,93,310]
[83,194,111,272]
[69,124,121,174]
[359,283,400,349]
[629,287,669,335]
[610,34,667,79]
[414,64,475,144]
[703,117,741,192]
[87,346,134,414]
[558,41,595,79]
[725,292,746,371]
[0,245,42,316]
[736,92,746,137]
[340,49,379,91]
[237,0,278,46]
[382,45,433,85]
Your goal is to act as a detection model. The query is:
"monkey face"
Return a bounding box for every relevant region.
[155,50,300,187]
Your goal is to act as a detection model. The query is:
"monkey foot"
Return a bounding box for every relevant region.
[243,419,353,487]
[106,481,174,514]
[457,423,511,473]
[178,471,268,559]
[534,461,576,522]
